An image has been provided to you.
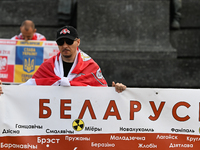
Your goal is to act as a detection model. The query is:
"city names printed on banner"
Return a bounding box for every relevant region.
[0,133,198,149]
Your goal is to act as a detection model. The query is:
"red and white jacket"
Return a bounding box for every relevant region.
[22,49,108,87]
[11,33,46,41]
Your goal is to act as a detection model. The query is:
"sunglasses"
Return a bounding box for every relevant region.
[56,38,75,46]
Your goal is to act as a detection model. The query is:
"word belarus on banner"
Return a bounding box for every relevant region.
[0,86,200,149]
[0,39,59,84]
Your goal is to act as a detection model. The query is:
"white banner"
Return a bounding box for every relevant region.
[0,86,200,149]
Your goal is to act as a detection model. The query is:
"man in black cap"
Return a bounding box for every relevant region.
[19,26,126,93]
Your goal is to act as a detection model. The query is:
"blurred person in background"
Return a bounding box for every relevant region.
[11,20,46,41]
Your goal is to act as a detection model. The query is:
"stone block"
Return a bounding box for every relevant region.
[170,30,200,57]
[180,0,200,28]
[78,0,176,58]
[96,58,200,88]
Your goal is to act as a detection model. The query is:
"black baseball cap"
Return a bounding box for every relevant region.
[56,26,78,42]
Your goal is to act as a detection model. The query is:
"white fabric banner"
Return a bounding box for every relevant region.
[0,86,199,149]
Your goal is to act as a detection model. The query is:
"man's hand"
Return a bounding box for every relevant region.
[0,80,3,95]
[112,81,126,93]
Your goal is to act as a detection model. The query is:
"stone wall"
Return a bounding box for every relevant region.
[78,0,176,59]
[78,0,200,88]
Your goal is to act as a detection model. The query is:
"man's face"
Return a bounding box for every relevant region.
[20,26,36,41]
[57,38,80,62]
